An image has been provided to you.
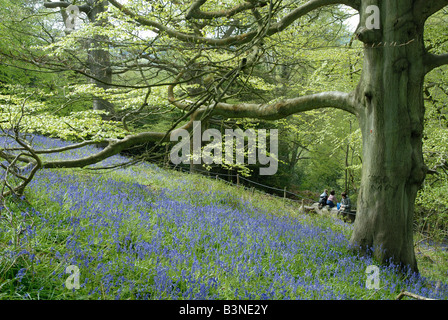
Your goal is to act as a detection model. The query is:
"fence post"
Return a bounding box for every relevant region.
[237,174,240,187]
[284,186,287,199]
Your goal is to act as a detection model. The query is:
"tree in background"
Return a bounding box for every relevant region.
[415,8,448,242]
[43,0,115,115]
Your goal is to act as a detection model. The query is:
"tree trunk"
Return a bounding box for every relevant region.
[87,0,114,117]
[189,120,205,173]
[43,1,113,116]
[349,1,428,272]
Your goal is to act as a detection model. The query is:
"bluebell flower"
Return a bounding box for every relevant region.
[15,268,27,282]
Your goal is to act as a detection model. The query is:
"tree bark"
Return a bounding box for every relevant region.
[349,1,429,272]
[86,0,114,116]
[189,120,205,174]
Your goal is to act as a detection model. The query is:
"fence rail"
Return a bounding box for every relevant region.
[169,164,317,205]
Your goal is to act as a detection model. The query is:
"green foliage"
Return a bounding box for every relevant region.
[0,88,127,141]
[0,0,59,89]
[413,9,448,241]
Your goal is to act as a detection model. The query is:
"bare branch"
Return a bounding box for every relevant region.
[166,47,357,119]
[1,134,42,198]
[395,290,437,300]
[0,149,36,165]
[122,88,151,131]
[34,141,101,154]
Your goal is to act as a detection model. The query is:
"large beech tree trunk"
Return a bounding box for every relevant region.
[349,1,428,272]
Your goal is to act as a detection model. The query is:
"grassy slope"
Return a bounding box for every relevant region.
[1,141,447,300]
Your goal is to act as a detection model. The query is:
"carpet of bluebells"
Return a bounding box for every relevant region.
[1,134,448,300]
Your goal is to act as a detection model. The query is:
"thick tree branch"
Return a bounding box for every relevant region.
[43,1,91,14]
[108,0,253,46]
[41,133,157,169]
[423,52,448,74]
[108,0,359,47]
[41,120,196,169]
[167,50,358,119]
[169,81,357,118]
[200,91,358,120]
[273,0,358,33]
[414,0,448,23]
[186,0,267,20]
[36,141,99,154]
[40,90,356,171]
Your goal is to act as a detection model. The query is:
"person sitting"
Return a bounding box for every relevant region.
[318,189,328,209]
[326,190,336,208]
[338,192,351,218]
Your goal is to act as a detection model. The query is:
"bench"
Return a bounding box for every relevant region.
[300,202,356,223]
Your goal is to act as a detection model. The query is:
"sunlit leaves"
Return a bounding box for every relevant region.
[0,91,127,141]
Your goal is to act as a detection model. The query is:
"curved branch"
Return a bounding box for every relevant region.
[199,91,358,120]
[186,0,268,20]
[167,51,357,118]
[108,0,360,47]
[41,90,356,171]
[414,0,448,23]
[34,141,100,154]
[108,0,252,46]
[43,1,91,14]
[41,120,197,169]
[41,134,155,169]
[273,0,358,33]
[424,52,448,74]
